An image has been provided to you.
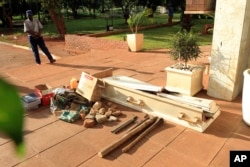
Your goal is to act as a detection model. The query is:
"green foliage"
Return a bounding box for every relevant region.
[0,78,25,156]
[127,9,150,34]
[170,30,202,67]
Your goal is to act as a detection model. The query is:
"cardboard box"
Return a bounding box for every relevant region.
[34,84,53,106]
[76,72,104,102]
[34,84,52,96]
[21,93,41,110]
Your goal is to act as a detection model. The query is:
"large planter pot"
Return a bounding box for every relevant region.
[165,64,205,96]
[126,34,144,52]
[242,69,250,126]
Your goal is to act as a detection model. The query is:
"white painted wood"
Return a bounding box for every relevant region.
[102,76,221,132]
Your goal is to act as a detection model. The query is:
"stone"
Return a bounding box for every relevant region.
[112,110,122,117]
[108,115,118,122]
[95,114,107,124]
[92,101,102,110]
[98,107,106,115]
[83,119,96,128]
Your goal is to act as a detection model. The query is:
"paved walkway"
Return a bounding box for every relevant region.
[0,39,248,167]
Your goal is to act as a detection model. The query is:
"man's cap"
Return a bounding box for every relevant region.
[26,10,33,15]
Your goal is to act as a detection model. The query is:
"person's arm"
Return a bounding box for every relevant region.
[36,20,43,37]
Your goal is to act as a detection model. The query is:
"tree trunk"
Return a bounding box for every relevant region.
[47,0,67,36]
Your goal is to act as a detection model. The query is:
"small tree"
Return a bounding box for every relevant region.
[127,9,149,34]
[170,30,202,69]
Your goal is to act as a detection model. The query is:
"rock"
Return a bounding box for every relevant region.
[98,107,106,115]
[83,119,96,128]
[89,108,98,115]
[108,115,118,122]
[95,114,107,124]
[85,114,95,119]
[92,101,102,110]
[110,104,117,109]
[79,113,86,120]
[112,110,122,117]
[105,109,113,118]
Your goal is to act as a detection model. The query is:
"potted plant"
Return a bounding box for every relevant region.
[126,9,149,52]
[165,30,205,96]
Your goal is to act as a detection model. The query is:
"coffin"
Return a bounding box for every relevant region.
[101,76,220,132]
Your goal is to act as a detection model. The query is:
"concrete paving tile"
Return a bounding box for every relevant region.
[209,122,250,167]
[6,64,69,82]
[166,129,228,166]
[97,61,130,70]
[23,108,57,132]
[0,45,34,72]
[0,141,37,167]
[24,121,77,152]
[208,144,231,167]
[132,73,156,83]
[111,138,164,167]
[143,147,204,167]
[55,119,87,134]
[76,124,120,151]
[139,66,165,75]
[27,69,82,88]
[146,72,166,86]
[143,121,185,147]
[205,110,242,137]
[15,154,54,167]
[3,76,34,96]
[113,68,138,77]
[40,134,97,167]
[80,155,129,167]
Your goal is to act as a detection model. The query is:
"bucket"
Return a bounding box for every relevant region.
[242,69,250,126]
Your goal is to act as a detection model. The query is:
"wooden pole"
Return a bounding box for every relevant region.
[98,117,157,158]
[122,117,163,153]
[111,115,137,134]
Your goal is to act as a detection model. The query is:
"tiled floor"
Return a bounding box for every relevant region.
[0,41,249,167]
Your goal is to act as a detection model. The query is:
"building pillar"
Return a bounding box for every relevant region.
[207,0,250,101]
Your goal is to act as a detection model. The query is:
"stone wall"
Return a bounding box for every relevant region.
[65,34,128,54]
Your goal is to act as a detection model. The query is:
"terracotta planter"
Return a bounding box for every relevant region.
[165,64,205,96]
[242,69,250,126]
[126,34,144,52]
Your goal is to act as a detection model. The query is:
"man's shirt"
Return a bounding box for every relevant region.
[24,18,43,36]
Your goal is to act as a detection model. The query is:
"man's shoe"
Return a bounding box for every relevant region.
[50,59,56,64]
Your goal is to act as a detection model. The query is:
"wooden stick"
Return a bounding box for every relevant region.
[125,114,149,133]
[111,115,137,134]
[122,117,163,153]
[98,117,157,158]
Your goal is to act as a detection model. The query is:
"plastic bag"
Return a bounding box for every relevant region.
[59,110,80,123]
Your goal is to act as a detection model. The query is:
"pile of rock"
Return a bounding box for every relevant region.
[80,101,123,128]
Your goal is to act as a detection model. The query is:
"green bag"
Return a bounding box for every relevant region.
[59,110,80,123]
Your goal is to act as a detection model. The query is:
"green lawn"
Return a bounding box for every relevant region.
[0,12,214,50]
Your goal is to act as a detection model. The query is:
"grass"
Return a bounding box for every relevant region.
[0,12,214,50]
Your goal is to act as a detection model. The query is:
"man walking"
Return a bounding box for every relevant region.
[24,10,56,65]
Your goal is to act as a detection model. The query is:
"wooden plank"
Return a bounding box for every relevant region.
[91,68,113,79]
